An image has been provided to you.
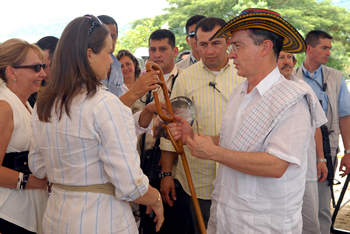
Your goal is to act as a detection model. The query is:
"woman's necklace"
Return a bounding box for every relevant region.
[126,83,134,89]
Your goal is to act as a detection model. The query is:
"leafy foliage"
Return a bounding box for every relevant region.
[116,0,350,79]
[115,19,159,54]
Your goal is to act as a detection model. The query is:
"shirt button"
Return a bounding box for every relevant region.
[134,178,143,186]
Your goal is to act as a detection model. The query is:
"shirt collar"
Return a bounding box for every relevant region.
[190,53,197,65]
[242,66,281,96]
[164,65,179,83]
[100,84,108,91]
[199,58,232,74]
[301,62,322,79]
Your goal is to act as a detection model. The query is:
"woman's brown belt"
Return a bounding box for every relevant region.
[53,182,115,196]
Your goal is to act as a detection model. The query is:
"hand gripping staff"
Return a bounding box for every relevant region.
[146,62,207,234]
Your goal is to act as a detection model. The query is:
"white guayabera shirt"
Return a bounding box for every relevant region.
[208,67,311,234]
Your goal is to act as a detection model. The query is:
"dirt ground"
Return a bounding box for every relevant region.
[331,164,350,232]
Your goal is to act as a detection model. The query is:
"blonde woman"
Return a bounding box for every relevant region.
[0,38,48,234]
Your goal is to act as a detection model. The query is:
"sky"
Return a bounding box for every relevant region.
[1,0,169,43]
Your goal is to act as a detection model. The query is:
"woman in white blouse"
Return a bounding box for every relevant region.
[0,39,48,234]
[117,50,145,114]
[29,15,164,233]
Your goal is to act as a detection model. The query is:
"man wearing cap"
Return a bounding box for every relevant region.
[278,51,328,234]
[293,30,350,234]
[167,9,316,232]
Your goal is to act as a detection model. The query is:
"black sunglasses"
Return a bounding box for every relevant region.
[12,64,46,73]
[84,14,102,36]
[187,32,195,38]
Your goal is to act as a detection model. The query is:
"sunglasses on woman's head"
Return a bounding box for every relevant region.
[84,14,102,36]
[12,64,46,73]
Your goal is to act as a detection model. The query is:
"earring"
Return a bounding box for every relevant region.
[12,78,16,82]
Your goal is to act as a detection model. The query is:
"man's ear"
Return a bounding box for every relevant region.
[173,46,179,58]
[306,45,313,54]
[186,36,190,45]
[261,40,273,56]
[293,58,297,67]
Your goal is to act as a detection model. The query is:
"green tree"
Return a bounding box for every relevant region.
[115,18,159,54]
[120,0,350,79]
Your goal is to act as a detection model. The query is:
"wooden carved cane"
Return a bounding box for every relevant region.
[146,62,206,234]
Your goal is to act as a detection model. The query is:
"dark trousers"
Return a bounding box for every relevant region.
[140,179,197,234]
[184,189,212,233]
[139,179,211,234]
[0,218,36,234]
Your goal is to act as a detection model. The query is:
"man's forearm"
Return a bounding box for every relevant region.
[339,115,350,176]
[315,128,325,159]
[160,150,178,173]
[340,115,350,152]
[211,146,289,178]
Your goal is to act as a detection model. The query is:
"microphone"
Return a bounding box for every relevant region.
[209,82,221,93]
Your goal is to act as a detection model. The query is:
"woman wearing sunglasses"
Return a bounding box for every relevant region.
[0,39,49,234]
[28,15,164,233]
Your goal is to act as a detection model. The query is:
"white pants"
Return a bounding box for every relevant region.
[318,155,338,234]
[302,181,320,234]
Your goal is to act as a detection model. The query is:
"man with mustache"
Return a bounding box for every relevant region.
[278,51,328,234]
[293,30,350,234]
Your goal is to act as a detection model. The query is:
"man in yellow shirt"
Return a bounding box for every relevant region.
[160,17,244,233]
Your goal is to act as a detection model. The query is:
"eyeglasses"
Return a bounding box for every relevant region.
[12,64,46,73]
[187,32,195,38]
[84,14,102,36]
[228,41,257,54]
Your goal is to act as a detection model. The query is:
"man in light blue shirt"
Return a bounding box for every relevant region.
[97,15,124,98]
[300,63,350,117]
[293,30,350,234]
[97,15,160,107]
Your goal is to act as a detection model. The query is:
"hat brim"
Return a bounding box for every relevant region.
[209,13,306,53]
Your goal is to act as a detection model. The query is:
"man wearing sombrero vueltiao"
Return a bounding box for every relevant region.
[166,8,317,233]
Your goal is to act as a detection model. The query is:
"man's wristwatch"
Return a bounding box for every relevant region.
[160,171,172,178]
[345,150,350,154]
[317,158,327,163]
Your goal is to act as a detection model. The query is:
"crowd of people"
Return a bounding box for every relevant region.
[0,8,349,234]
